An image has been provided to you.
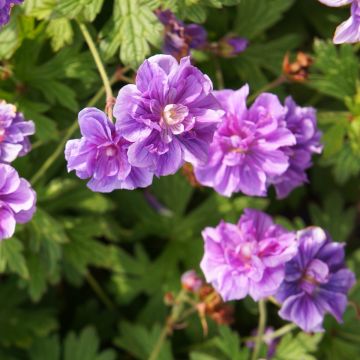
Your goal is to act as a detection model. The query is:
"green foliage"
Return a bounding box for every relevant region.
[0,282,57,348]
[273,332,323,360]
[1,1,360,360]
[29,327,116,360]
[234,0,295,39]
[310,40,359,100]
[309,192,356,242]
[114,322,173,360]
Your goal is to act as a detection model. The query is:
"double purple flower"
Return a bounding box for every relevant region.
[318,0,360,43]
[194,86,322,198]
[0,0,23,27]
[200,209,297,301]
[277,227,355,332]
[0,101,35,164]
[114,55,223,177]
[194,85,296,197]
[0,164,36,240]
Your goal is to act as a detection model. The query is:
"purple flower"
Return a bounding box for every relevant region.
[194,85,296,197]
[219,35,248,57]
[0,101,35,163]
[181,270,203,292]
[270,97,322,199]
[200,209,297,302]
[156,9,207,59]
[65,108,153,193]
[0,0,23,27]
[114,55,223,177]
[277,227,356,332]
[0,164,36,240]
[318,0,360,43]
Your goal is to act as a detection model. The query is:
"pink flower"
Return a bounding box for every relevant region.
[200,209,297,302]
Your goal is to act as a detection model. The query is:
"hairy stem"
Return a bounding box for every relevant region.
[251,300,267,360]
[78,22,114,119]
[30,74,118,185]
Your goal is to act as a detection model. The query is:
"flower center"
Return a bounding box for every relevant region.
[162,104,189,126]
[105,145,117,157]
[240,243,253,259]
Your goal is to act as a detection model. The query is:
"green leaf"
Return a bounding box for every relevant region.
[318,112,349,159]
[29,335,61,360]
[309,192,356,242]
[64,327,116,360]
[310,40,358,100]
[321,144,360,184]
[273,332,323,360]
[114,322,173,360]
[0,238,29,279]
[0,14,22,60]
[213,326,248,360]
[0,282,57,348]
[46,18,74,52]
[234,0,295,39]
[63,217,114,279]
[29,327,116,360]
[105,0,162,67]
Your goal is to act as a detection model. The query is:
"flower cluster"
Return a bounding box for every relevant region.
[66,55,223,191]
[0,0,23,27]
[194,85,322,198]
[156,10,208,60]
[318,0,360,43]
[201,209,355,332]
[0,101,36,241]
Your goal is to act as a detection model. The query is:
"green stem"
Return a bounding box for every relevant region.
[148,290,187,360]
[78,22,114,118]
[148,323,169,360]
[244,322,297,344]
[251,300,267,360]
[30,74,118,185]
[85,272,115,310]
[247,75,287,104]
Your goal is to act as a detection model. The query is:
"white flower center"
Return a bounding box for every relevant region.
[163,104,189,126]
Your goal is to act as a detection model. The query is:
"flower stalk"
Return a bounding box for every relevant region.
[251,300,267,360]
[78,22,114,120]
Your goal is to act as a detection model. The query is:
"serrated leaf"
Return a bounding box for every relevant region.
[310,40,358,100]
[273,332,323,360]
[0,282,57,348]
[234,0,295,39]
[0,238,29,279]
[309,192,356,242]
[64,327,116,360]
[46,18,73,51]
[114,322,173,360]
